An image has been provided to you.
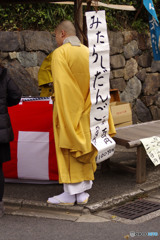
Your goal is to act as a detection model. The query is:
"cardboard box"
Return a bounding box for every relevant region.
[115,121,133,128]
[110,89,120,103]
[110,101,132,128]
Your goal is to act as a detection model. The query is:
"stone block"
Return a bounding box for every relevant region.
[135,99,152,122]
[124,58,138,80]
[138,52,152,68]
[4,59,39,96]
[0,52,8,60]
[37,51,47,66]
[120,76,142,102]
[17,51,37,67]
[110,54,125,69]
[26,66,40,81]
[149,105,160,120]
[143,73,160,95]
[21,30,56,53]
[110,78,126,92]
[136,69,146,82]
[151,60,160,73]
[0,31,24,51]
[141,96,156,107]
[9,52,17,59]
[122,31,138,44]
[155,94,160,107]
[124,40,141,59]
[112,69,124,78]
[108,31,124,55]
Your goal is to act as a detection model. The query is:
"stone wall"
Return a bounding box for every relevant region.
[109,31,160,124]
[0,30,160,124]
[0,31,57,96]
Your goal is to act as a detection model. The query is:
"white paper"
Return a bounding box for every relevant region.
[140,136,160,166]
[86,10,115,163]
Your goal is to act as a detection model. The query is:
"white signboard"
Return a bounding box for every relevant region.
[140,136,160,166]
[85,10,115,163]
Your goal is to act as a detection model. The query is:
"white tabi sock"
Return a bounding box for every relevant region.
[47,192,76,205]
[76,192,90,205]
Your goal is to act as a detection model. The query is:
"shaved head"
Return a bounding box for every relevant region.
[55,20,76,36]
[54,20,76,47]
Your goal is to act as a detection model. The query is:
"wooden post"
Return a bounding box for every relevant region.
[83,0,92,46]
[74,0,83,43]
[136,146,146,183]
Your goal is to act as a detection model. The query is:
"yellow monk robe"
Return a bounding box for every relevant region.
[51,43,116,184]
[108,109,116,137]
[38,53,54,97]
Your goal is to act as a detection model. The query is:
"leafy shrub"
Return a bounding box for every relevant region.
[0,0,159,32]
[0,3,74,31]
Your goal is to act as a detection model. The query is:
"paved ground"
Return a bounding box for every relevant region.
[3,145,160,217]
[1,210,160,240]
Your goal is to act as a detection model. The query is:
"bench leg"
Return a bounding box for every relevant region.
[136,145,146,184]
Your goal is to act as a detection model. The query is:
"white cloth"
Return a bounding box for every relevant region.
[63,180,93,195]
[63,36,81,46]
[47,192,75,205]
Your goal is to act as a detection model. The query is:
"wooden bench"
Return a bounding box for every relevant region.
[112,120,160,184]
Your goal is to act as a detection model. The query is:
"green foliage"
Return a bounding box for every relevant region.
[131,19,149,33]
[0,3,74,31]
[0,0,159,32]
[102,0,159,31]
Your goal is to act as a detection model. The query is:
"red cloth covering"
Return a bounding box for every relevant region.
[3,99,58,181]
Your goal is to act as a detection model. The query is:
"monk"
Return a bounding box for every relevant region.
[47,20,116,205]
[38,52,53,97]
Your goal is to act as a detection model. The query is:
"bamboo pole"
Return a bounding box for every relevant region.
[50,1,136,11]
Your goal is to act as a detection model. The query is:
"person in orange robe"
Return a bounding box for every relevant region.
[46,20,116,205]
